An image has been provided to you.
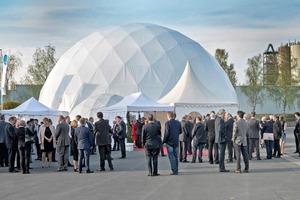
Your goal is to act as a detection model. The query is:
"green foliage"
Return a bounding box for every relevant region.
[214,49,237,86]
[23,44,57,85]
[126,112,133,143]
[241,54,264,112]
[266,52,300,115]
[1,101,20,110]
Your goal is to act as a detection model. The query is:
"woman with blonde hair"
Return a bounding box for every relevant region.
[39,117,56,167]
[70,120,79,172]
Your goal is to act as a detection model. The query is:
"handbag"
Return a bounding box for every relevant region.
[25,131,35,144]
[263,133,274,141]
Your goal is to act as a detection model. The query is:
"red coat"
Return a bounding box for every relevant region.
[132,123,137,141]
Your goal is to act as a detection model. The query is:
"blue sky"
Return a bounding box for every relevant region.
[1,0,300,84]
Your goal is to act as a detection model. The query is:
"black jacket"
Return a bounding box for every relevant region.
[192,122,207,144]
[261,121,274,139]
[205,119,215,140]
[5,123,17,149]
[16,127,34,147]
[95,119,112,145]
[142,122,162,149]
[225,118,234,141]
[273,119,282,139]
[116,121,126,139]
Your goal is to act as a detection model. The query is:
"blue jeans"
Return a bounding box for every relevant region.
[166,144,179,174]
[192,142,206,162]
[264,140,273,159]
[79,148,90,172]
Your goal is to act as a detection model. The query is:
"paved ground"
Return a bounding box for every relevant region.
[1,127,300,200]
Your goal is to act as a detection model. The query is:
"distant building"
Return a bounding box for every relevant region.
[4,84,42,103]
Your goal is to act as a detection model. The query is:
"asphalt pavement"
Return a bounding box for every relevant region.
[1,127,300,200]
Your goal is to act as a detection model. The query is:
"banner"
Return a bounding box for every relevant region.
[1,53,8,95]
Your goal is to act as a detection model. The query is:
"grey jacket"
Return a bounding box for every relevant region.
[179,120,192,142]
[232,119,249,146]
[248,118,260,139]
[215,116,226,144]
[55,122,70,147]
[116,121,126,139]
[142,122,162,149]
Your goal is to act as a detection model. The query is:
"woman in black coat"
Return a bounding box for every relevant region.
[16,120,34,174]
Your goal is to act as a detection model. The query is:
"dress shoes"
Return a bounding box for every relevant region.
[97,168,105,172]
[109,166,114,171]
[119,156,126,159]
[86,170,94,174]
[182,160,190,163]
[243,169,249,173]
[161,155,166,157]
[57,169,64,172]
[9,169,19,173]
[191,161,196,163]
[169,172,178,175]
[219,169,230,173]
[152,173,160,176]
[257,157,261,160]
[214,161,219,164]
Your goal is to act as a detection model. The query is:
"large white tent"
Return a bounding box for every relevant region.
[1,97,68,116]
[101,92,174,122]
[159,62,239,118]
[39,23,238,118]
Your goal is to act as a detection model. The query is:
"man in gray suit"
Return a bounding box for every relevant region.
[233,110,250,173]
[95,112,113,171]
[115,116,126,159]
[55,115,70,172]
[248,112,261,160]
[215,109,229,172]
[179,115,192,163]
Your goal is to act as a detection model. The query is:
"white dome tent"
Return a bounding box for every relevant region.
[39,23,238,118]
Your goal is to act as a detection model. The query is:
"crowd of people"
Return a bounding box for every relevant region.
[0,109,299,176]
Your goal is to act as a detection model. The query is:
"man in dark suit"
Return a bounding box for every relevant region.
[5,116,18,172]
[233,110,250,173]
[95,112,114,171]
[112,121,119,151]
[0,115,8,167]
[179,115,192,163]
[206,112,218,164]
[225,112,234,162]
[215,109,229,172]
[163,111,182,175]
[153,117,165,156]
[75,118,94,173]
[55,115,70,172]
[136,118,144,148]
[248,112,261,160]
[33,119,41,161]
[191,115,207,163]
[143,114,162,176]
[294,112,300,153]
[115,116,126,159]
[273,115,282,158]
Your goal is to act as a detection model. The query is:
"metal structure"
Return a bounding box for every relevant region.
[278,44,291,85]
[263,44,278,85]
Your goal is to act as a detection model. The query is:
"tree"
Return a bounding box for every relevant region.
[23,44,57,85]
[241,54,264,112]
[214,49,237,86]
[0,51,23,94]
[267,52,300,115]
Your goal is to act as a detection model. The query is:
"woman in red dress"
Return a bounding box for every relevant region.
[132,120,137,147]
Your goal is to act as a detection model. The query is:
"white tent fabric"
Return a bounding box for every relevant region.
[158,62,239,118]
[101,92,174,121]
[39,23,237,117]
[1,97,68,116]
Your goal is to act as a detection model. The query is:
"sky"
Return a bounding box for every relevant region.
[1,0,300,85]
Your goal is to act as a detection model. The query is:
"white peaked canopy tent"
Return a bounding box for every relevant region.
[101,92,174,122]
[1,97,68,116]
[158,61,239,118]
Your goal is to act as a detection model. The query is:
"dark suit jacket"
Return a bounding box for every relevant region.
[248,118,260,139]
[136,120,143,136]
[0,120,8,143]
[142,122,162,149]
[5,123,17,149]
[225,118,234,141]
[163,119,181,148]
[215,116,226,144]
[16,127,34,148]
[180,121,192,142]
[55,122,70,147]
[116,121,126,139]
[295,118,300,134]
[205,119,215,140]
[95,119,111,146]
[192,122,207,144]
[273,119,282,139]
[75,125,93,150]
